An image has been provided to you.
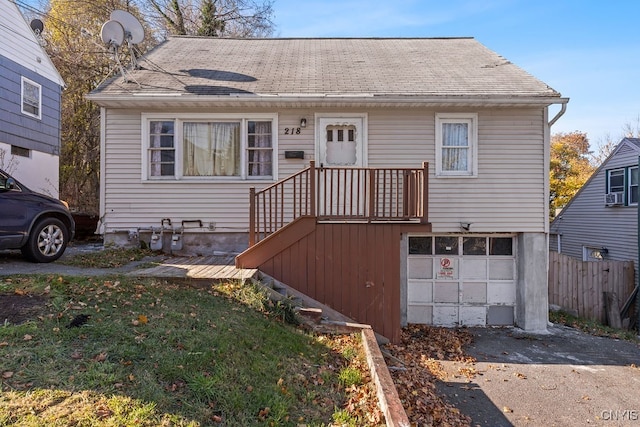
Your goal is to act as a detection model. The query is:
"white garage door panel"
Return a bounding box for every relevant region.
[408,279,433,303]
[407,235,516,327]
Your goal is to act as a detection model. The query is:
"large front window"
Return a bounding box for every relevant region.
[144,115,275,180]
[435,113,477,177]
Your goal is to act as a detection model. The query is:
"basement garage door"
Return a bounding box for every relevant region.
[407,235,516,327]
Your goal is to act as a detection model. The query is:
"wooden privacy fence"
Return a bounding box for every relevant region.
[548,251,635,323]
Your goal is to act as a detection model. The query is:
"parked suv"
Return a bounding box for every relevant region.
[0,169,75,262]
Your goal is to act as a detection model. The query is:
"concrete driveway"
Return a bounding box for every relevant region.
[437,326,640,426]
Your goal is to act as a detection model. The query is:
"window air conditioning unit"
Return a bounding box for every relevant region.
[604,192,623,206]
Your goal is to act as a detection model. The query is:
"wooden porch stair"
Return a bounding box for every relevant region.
[236,162,431,343]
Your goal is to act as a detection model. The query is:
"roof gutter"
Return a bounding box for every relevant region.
[548,99,569,127]
[86,93,569,108]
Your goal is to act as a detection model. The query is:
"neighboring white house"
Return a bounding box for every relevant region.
[0,0,65,195]
[550,137,639,283]
[88,37,567,336]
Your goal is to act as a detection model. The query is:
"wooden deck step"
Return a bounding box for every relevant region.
[128,255,258,280]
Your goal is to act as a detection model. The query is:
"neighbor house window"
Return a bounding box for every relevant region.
[435,113,478,177]
[607,169,624,194]
[11,145,30,158]
[144,114,276,180]
[583,246,606,261]
[606,166,638,206]
[21,77,41,119]
[629,166,638,205]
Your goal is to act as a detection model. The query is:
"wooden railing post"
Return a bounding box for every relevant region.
[249,187,256,246]
[421,162,429,224]
[368,169,376,222]
[309,160,316,217]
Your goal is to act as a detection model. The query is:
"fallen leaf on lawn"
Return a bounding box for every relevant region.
[23,335,33,341]
[70,350,83,360]
[44,285,51,294]
[2,371,14,379]
[0,342,8,347]
[212,415,222,423]
[14,289,26,295]
[137,314,148,324]
[131,320,139,326]
[94,352,107,362]
[258,407,270,420]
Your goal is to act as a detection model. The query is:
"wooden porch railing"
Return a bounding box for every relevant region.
[249,161,429,245]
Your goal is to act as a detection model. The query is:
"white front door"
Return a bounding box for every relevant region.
[316,116,365,168]
[315,116,366,217]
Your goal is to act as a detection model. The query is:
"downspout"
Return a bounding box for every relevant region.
[637,155,640,330]
[548,101,568,128]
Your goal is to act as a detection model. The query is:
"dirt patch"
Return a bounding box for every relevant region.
[0,294,49,325]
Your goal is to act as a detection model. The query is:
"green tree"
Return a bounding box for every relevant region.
[198,0,224,36]
[550,132,596,219]
[44,0,150,214]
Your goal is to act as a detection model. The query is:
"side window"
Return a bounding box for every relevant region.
[435,113,478,177]
[606,167,638,206]
[247,121,273,177]
[583,246,605,261]
[21,77,41,119]
[607,169,624,193]
[629,167,638,205]
[149,121,176,178]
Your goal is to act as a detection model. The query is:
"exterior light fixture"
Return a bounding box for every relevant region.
[300,118,307,128]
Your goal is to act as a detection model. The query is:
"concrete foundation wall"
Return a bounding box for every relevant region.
[104,231,250,256]
[516,232,549,332]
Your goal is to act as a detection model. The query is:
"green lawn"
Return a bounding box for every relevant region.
[0,275,380,426]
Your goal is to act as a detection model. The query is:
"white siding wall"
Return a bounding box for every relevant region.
[0,141,59,197]
[102,106,547,236]
[367,108,546,233]
[0,0,64,86]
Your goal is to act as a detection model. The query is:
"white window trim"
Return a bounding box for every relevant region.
[435,113,478,178]
[141,113,278,182]
[628,166,638,206]
[21,76,41,120]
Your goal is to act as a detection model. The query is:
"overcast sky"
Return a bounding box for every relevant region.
[272,0,640,149]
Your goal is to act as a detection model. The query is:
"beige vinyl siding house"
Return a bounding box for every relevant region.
[550,138,639,285]
[89,37,567,334]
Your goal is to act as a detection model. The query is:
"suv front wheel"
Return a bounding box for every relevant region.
[21,217,70,263]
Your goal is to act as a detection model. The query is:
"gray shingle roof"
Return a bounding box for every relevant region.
[90,37,562,101]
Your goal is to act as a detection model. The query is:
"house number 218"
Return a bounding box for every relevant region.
[283,127,301,135]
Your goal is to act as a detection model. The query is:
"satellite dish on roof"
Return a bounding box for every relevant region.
[100,20,125,47]
[110,10,144,44]
[30,19,44,35]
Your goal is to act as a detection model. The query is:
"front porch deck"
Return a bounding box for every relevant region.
[129,255,257,280]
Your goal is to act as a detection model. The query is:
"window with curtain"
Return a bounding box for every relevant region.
[183,122,240,176]
[145,116,275,180]
[435,113,477,177]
